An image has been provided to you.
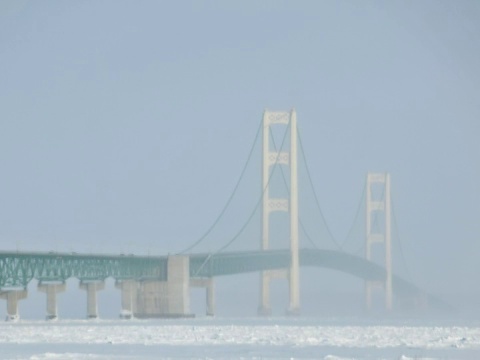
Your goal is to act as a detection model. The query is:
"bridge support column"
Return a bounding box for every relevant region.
[79,281,105,319]
[259,109,300,316]
[38,282,66,320]
[136,280,168,317]
[206,279,215,316]
[365,172,392,311]
[167,255,190,316]
[0,289,27,321]
[287,109,300,316]
[190,277,215,316]
[115,280,137,319]
[258,276,271,316]
[136,255,192,318]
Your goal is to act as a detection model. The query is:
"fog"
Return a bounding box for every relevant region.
[0,1,479,319]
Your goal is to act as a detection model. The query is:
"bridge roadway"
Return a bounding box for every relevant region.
[0,248,435,304]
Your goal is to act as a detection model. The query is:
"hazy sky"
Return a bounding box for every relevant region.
[0,1,479,316]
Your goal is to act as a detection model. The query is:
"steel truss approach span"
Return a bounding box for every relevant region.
[0,251,167,287]
[1,249,429,302]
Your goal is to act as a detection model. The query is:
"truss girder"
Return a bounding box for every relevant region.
[0,252,167,288]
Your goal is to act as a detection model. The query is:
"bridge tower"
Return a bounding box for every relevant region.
[258,109,299,316]
[365,172,392,311]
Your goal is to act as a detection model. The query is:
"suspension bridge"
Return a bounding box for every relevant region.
[0,109,440,320]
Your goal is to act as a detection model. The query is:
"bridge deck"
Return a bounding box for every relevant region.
[0,249,447,309]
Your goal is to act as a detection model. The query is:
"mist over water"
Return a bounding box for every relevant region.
[0,1,479,358]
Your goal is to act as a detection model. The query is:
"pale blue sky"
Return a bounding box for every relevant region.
[0,1,479,317]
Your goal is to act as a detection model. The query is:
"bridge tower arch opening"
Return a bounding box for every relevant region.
[365,172,392,311]
[259,109,299,316]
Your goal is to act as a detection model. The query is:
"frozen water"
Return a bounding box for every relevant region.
[0,317,479,359]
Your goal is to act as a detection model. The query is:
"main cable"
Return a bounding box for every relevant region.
[297,127,341,250]
[214,120,291,254]
[177,120,262,254]
[339,181,366,251]
[266,127,321,251]
[300,219,320,250]
[391,197,414,283]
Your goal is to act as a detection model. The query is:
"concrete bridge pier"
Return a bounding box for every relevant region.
[190,277,215,316]
[38,282,66,320]
[258,269,289,316]
[258,272,272,316]
[136,280,167,317]
[167,256,190,316]
[0,289,27,321]
[115,280,137,319]
[79,281,105,319]
[206,278,215,316]
[136,255,191,318]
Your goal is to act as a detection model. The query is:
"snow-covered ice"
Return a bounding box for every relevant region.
[0,318,479,359]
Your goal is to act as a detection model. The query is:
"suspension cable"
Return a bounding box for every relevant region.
[272,124,365,252]
[300,219,320,250]
[339,181,366,251]
[268,128,321,251]
[350,175,387,258]
[177,119,262,254]
[296,127,341,249]
[214,121,291,253]
[266,127,322,251]
[391,197,414,283]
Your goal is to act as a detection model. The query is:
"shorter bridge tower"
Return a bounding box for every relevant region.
[365,172,392,310]
[259,109,299,316]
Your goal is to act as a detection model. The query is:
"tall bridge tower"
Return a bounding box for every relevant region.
[365,172,392,310]
[258,109,300,316]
